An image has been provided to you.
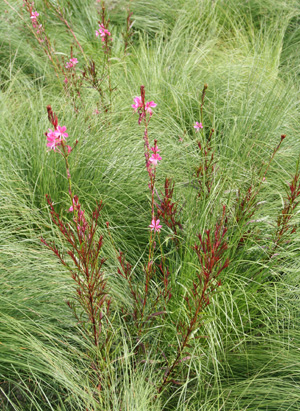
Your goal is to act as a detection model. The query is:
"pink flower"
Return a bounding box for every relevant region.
[55,125,68,140]
[46,129,62,151]
[69,198,76,212]
[64,77,68,84]
[68,195,79,212]
[194,122,203,131]
[67,145,72,154]
[95,24,111,42]
[149,153,162,166]
[149,219,162,233]
[132,96,142,112]
[132,97,157,116]
[65,58,78,69]
[145,101,157,116]
[30,11,39,20]
[46,129,56,138]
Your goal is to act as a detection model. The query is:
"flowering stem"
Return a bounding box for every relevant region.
[260,135,286,182]
[47,2,87,63]
[6,0,62,78]
[123,1,133,54]
[200,83,208,127]
[100,1,112,111]
[272,153,300,251]
[61,143,74,204]
[158,207,228,393]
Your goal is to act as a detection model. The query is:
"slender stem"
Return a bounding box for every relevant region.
[5,0,62,78]
[261,136,285,181]
[272,153,300,250]
[89,289,99,347]
[56,11,87,62]
[61,142,74,205]
[158,282,208,393]
[200,84,208,126]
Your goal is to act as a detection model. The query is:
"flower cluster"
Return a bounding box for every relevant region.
[95,23,111,42]
[27,4,42,33]
[46,125,70,152]
[149,141,162,166]
[46,106,78,157]
[145,139,162,181]
[30,11,39,21]
[131,88,161,235]
[132,96,157,117]
[65,57,78,69]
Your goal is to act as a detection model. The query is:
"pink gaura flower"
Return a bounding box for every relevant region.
[149,141,161,165]
[149,153,162,166]
[149,218,162,233]
[132,96,142,112]
[30,11,39,20]
[95,24,111,42]
[68,195,79,212]
[65,58,78,69]
[55,125,68,140]
[64,77,68,84]
[46,126,68,151]
[145,101,157,116]
[194,122,203,131]
[46,129,62,151]
[132,97,157,116]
